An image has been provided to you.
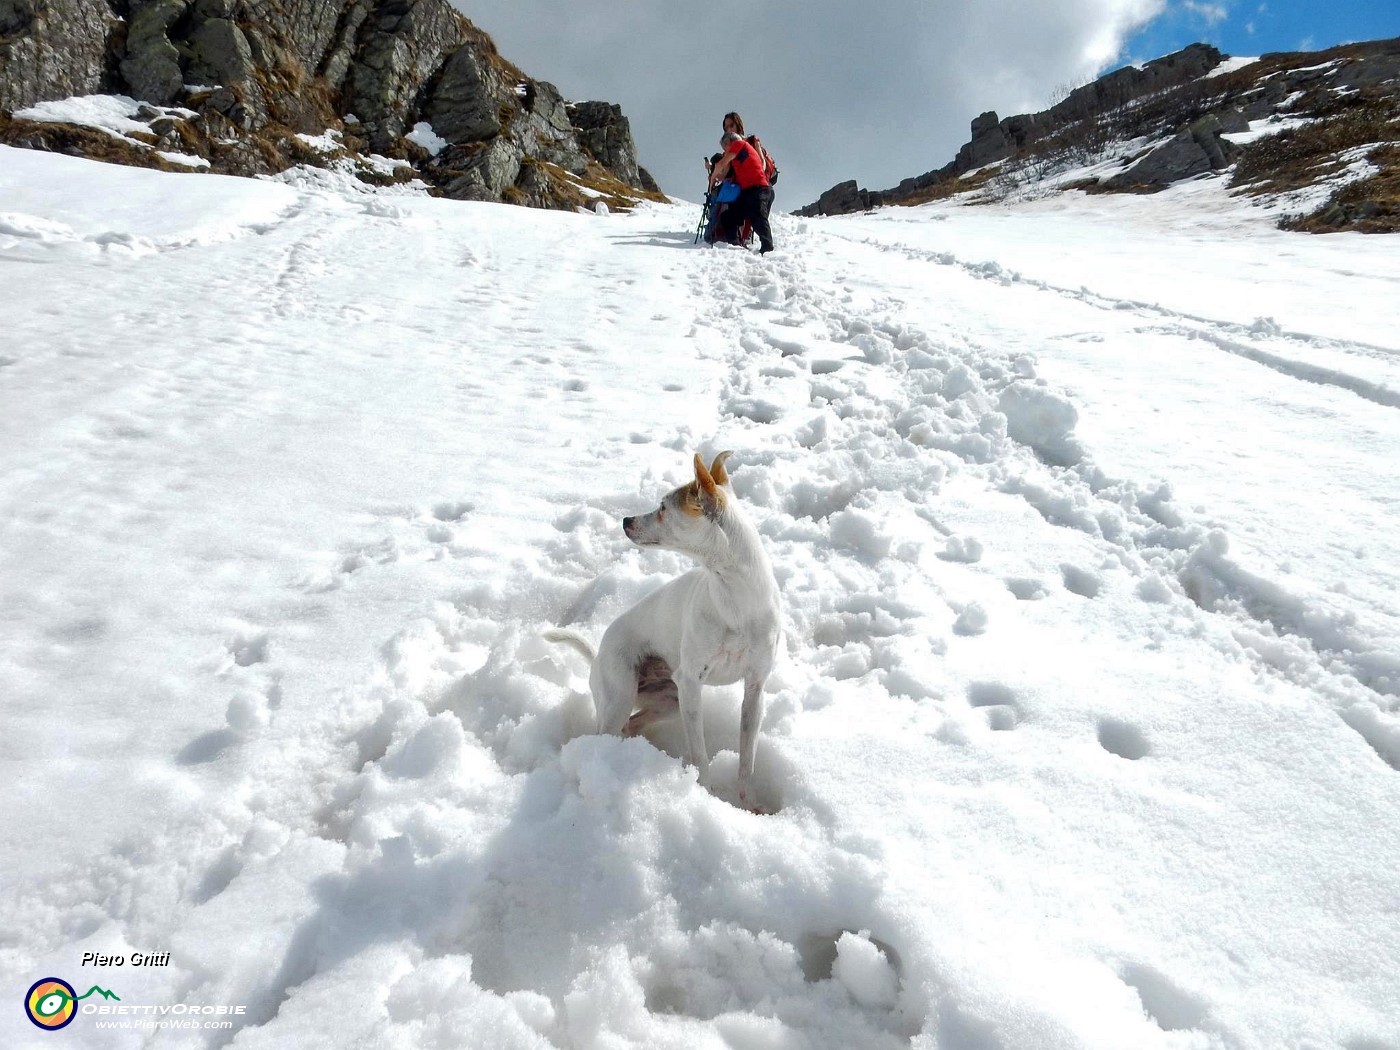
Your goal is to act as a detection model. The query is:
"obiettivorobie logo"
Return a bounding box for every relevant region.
[25,978,120,1030]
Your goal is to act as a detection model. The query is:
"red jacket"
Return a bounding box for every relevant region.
[725,139,770,190]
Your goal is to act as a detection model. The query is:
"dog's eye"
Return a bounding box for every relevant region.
[657,505,666,522]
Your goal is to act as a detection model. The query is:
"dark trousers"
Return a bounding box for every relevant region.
[722,185,774,250]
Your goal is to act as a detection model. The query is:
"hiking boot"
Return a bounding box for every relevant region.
[759,244,775,254]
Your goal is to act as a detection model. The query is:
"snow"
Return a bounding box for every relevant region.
[1204,56,1261,79]
[406,122,449,157]
[13,95,204,166]
[2,144,1399,1050]
[295,129,346,153]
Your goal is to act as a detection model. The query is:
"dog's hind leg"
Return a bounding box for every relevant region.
[592,656,640,736]
[624,657,678,737]
[738,674,766,809]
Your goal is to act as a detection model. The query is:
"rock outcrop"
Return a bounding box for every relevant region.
[0,0,117,109]
[0,0,664,209]
[1102,109,1249,191]
[798,38,1400,220]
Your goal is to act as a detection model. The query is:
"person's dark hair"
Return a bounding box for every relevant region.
[722,112,746,136]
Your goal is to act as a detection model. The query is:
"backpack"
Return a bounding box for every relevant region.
[746,135,779,185]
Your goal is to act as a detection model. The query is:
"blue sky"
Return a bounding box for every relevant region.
[1125,0,1398,64]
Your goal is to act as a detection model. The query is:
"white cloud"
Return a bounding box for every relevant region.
[1182,1,1230,25]
[450,0,1168,207]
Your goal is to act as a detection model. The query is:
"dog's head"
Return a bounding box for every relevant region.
[623,452,733,552]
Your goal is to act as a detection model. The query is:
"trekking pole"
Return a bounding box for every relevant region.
[694,188,714,244]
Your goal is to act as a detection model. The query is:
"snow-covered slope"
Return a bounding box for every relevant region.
[2,147,1399,1050]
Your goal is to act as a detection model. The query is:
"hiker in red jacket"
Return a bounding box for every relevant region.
[708,132,774,254]
[723,112,779,189]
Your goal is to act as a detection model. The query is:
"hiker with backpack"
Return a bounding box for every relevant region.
[707,130,775,254]
[720,113,780,194]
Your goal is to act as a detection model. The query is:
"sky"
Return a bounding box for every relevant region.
[450,0,1396,208]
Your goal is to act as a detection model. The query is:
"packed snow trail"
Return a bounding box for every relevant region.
[2,148,1399,1050]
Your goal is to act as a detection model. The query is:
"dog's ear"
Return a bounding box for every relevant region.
[709,451,733,487]
[693,453,725,514]
[694,453,716,497]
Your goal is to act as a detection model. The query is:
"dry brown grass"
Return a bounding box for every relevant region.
[1281,143,1400,233]
[895,165,1000,207]
[521,158,666,212]
[1231,100,1400,195]
[0,115,193,173]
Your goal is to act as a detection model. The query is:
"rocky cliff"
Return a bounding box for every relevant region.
[799,38,1400,233]
[0,0,664,209]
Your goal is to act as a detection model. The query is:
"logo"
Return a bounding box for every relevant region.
[25,978,120,1031]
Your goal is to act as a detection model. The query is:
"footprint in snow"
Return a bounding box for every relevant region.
[1119,963,1210,1032]
[967,681,1021,730]
[1061,563,1103,598]
[1097,718,1151,760]
[225,628,270,667]
[1005,577,1049,600]
[432,501,472,523]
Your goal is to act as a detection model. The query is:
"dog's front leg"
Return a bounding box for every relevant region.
[675,670,709,777]
[738,674,766,809]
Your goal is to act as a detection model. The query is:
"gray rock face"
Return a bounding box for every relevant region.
[807,180,874,215]
[346,0,468,150]
[0,0,661,210]
[567,101,640,186]
[799,38,1400,216]
[424,42,511,145]
[186,17,257,89]
[120,0,189,105]
[0,0,117,112]
[1104,110,1246,190]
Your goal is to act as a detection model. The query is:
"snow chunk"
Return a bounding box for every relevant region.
[295,128,345,153]
[954,602,989,636]
[997,381,1082,466]
[226,690,269,736]
[832,931,900,1009]
[939,535,984,563]
[16,94,177,136]
[828,509,892,558]
[406,121,448,157]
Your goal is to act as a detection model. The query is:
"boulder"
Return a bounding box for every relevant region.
[186,18,257,89]
[423,42,511,144]
[965,110,1011,167]
[568,101,641,187]
[1104,109,1245,190]
[346,0,497,151]
[797,179,872,217]
[119,0,189,106]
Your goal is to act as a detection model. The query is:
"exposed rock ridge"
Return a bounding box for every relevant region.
[0,0,664,209]
[798,38,1400,219]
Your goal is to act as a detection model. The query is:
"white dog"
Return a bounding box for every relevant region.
[550,452,781,808]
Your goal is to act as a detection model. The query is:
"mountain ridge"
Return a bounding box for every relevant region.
[799,37,1400,233]
[0,0,663,210]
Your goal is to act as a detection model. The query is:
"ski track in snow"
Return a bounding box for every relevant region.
[827,228,1400,410]
[3,152,1399,1050]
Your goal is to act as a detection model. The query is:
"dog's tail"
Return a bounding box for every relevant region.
[544,628,596,664]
